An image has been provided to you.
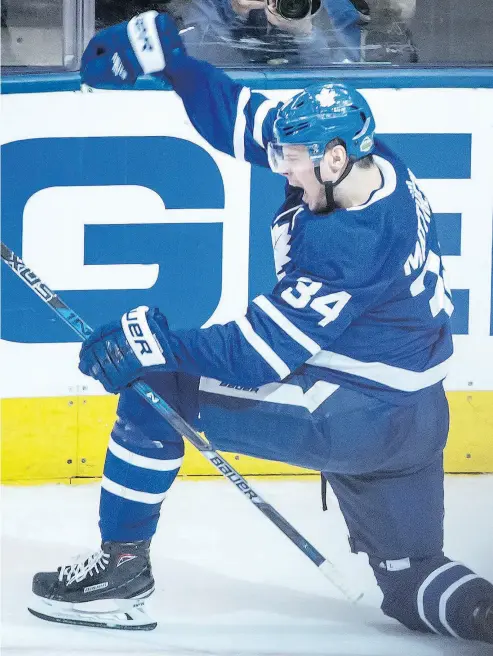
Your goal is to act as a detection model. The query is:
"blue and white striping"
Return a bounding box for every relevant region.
[103,437,182,499]
[99,435,183,542]
[417,561,481,638]
[234,291,324,383]
[253,295,320,356]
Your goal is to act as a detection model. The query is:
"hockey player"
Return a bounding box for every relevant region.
[28,11,493,644]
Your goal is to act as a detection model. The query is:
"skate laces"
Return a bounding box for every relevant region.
[58,548,111,586]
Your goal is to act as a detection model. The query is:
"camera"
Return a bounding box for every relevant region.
[275,0,320,20]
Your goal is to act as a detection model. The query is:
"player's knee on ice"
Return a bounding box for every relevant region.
[370,555,493,640]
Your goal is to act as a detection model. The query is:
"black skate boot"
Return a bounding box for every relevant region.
[473,600,493,644]
[28,540,156,630]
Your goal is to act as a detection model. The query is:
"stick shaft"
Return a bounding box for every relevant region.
[1,242,362,601]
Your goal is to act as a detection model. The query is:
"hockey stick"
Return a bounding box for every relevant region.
[1,242,363,602]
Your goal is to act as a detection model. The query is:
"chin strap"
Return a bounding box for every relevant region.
[314,158,355,213]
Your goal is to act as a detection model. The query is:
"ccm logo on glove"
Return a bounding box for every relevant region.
[122,306,166,366]
[127,11,166,74]
[131,14,155,52]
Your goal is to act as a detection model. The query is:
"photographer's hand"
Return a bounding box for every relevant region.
[231,0,265,17]
[264,0,313,33]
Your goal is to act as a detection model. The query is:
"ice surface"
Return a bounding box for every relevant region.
[2,475,492,656]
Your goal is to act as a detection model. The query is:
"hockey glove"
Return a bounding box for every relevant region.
[80,10,185,89]
[78,306,178,393]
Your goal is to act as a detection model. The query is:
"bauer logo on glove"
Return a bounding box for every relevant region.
[122,306,167,366]
[78,306,177,394]
[131,14,156,52]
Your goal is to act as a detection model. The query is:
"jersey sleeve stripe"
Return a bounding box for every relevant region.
[233,87,251,161]
[252,97,279,148]
[235,316,291,379]
[253,295,321,356]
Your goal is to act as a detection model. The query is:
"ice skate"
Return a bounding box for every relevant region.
[28,540,156,630]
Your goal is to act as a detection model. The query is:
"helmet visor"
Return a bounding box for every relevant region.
[267,142,320,175]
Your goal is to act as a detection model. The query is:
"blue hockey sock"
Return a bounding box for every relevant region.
[99,418,184,542]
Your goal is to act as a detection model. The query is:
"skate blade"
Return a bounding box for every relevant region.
[27,589,157,630]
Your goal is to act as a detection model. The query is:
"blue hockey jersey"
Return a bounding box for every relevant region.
[161,55,454,404]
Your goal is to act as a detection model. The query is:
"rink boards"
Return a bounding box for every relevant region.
[1,72,493,482]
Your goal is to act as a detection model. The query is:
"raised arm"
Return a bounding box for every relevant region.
[162,56,281,168]
[80,10,282,167]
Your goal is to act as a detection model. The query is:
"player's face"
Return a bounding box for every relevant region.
[275,145,327,211]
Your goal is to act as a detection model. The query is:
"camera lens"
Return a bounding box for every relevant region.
[275,0,312,20]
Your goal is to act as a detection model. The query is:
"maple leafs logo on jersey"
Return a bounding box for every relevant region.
[271,222,292,280]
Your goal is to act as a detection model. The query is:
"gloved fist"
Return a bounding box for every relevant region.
[81,10,185,89]
[79,306,177,393]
